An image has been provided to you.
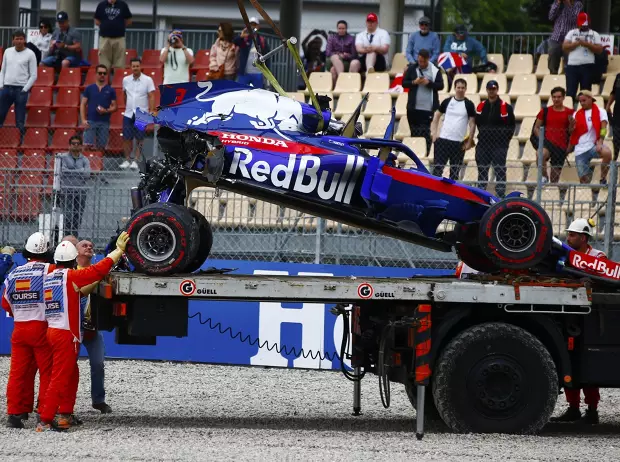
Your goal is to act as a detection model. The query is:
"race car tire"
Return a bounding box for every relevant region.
[125,203,200,275]
[432,322,558,434]
[478,198,552,270]
[454,224,500,273]
[184,208,214,273]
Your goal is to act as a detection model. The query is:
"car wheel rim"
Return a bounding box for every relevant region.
[495,213,536,253]
[467,355,527,419]
[136,222,177,262]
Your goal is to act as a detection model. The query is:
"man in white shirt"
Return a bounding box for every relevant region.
[0,30,38,136]
[568,90,611,202]
[562,12,603,98]
[355,13,391,75]
[159,29,194,85]
[430,78,477,180]
[121,58,156,170]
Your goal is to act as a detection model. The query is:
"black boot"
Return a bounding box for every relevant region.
[93,402,113,414]
[550,406,581,422]
[6,415,25,429]
[582,408,599,424]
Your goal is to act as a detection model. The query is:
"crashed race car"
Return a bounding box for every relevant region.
[119,28,620,285]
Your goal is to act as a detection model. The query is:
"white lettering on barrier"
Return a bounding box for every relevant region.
[571,253,620,279]
[249,270,333,369]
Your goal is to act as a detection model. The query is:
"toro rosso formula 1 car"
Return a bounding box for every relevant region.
[119,25,620,285]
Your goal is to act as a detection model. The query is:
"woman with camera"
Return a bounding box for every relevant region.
[160,29,195,85]
[209,23,238,81]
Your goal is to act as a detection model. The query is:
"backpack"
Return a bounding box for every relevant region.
[529,107,548,150]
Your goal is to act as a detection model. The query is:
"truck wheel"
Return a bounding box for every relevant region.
[185,208,214,273]
[405,380,442,422]
[478,198,552,270]
[432,322,557,434]
[125,203,200,275]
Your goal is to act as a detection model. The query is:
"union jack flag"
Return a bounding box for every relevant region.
[437,52,469,74]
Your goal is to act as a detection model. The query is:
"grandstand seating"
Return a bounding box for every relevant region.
[34,67,55,87]
[506,54,534,78]
[26,108,51,128]
[333,72,362,96]
[55,68,81,88]
[479,74,507,97]
[51,108,79,128]
[52,87,81,109]
[27,87,53,108]
[389,53,408,78]
[305,72,332,95]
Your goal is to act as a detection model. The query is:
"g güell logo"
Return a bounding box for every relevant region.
[357,282,374,299]
[180,279,196,296]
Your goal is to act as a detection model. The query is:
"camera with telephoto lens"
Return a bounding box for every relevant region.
[169,34,181,45]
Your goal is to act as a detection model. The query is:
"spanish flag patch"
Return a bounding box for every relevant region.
[44,289,53,301]
[15,280,31,291]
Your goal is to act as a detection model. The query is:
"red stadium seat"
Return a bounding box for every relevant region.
[34,67,55,87]
[81,67,99,90]
[112,68,132,89]
[0,127,21,148]
[192,49,211,72]
[26,108,51,127]
[21,128,49,149]
[110,111,123,129]
[21,149,48,170]
[0,149,18,169]
[105,129,125,154]
[14,189,43,221]
[51,108,79,128]
[55,68,81,88]
[87,151,104,171]
[52,87,81,108]
[49,129,76,151]
[141,49,162,68]
[143,68,163,86]
[27,87,53,108]
[125,49,138,67]
[195,69,210,82]
[3,106,15,126]
[88,49,99,67]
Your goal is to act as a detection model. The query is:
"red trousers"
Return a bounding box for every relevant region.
[565,387,600,408]
[39,328,79,424]
[6,321,52,415]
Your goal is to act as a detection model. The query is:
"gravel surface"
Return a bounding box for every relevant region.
[1,356,620,461]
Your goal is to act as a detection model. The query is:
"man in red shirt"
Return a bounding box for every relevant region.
[532,86,575,184]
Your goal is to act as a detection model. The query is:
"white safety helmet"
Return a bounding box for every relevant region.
[25,232,49,254]
[54,241,78,262]
[566,218,595,237]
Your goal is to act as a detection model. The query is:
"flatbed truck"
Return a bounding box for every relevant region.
[93,271,620,438]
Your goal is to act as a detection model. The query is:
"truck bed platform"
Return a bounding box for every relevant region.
[102,272,594,307]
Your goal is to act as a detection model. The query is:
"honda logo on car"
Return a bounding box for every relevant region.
[220,133,288,148]
[570,251,620,279]
[229,147,364,204]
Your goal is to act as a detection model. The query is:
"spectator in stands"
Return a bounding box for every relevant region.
[533,86,574,184]
[548,0,583,75]
[430,78,476,180]
[300,30,328,82]
[32,19,53,61]
[443,25,487,65]
[474,80,516,198]
[326,20,360,87]
[95,0,133,71]
[605,75,620,160]
[234,17,270,89]
[81,64,117,150]
[355,13,391,75]
[77,238,113,414]
[402,49,444,156]
[121,58,155,170]
[406,16,440,64]
[562,12,602,98]
[0,30,37,137]
[161,29,195,84]
[41,11,82,68]
[208,23,237,81]
[59,135,91,237]
[569,90,611,203]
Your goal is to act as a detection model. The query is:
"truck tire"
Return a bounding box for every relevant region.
[126,203,200,275]
[405,380,442,422]
[185,208,214,273]
[478,198,552,270]
[432,322,557,434]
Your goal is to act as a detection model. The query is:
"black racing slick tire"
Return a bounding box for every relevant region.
[432,322,558,434]
[454,224,499,273]
[184,208,214,273]
[125,203,200,275]
[478,197,552,270]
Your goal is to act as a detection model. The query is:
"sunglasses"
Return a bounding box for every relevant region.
[97,72,107,75]
[70,142,81,146]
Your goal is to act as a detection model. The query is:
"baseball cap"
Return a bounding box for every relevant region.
[366,13,378,23]
[454,24,467,35]
[249,16,260,25]
[486,80,499,90]
[419,16,431,25]
[577,12,589,27]
[56,11,69,22]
